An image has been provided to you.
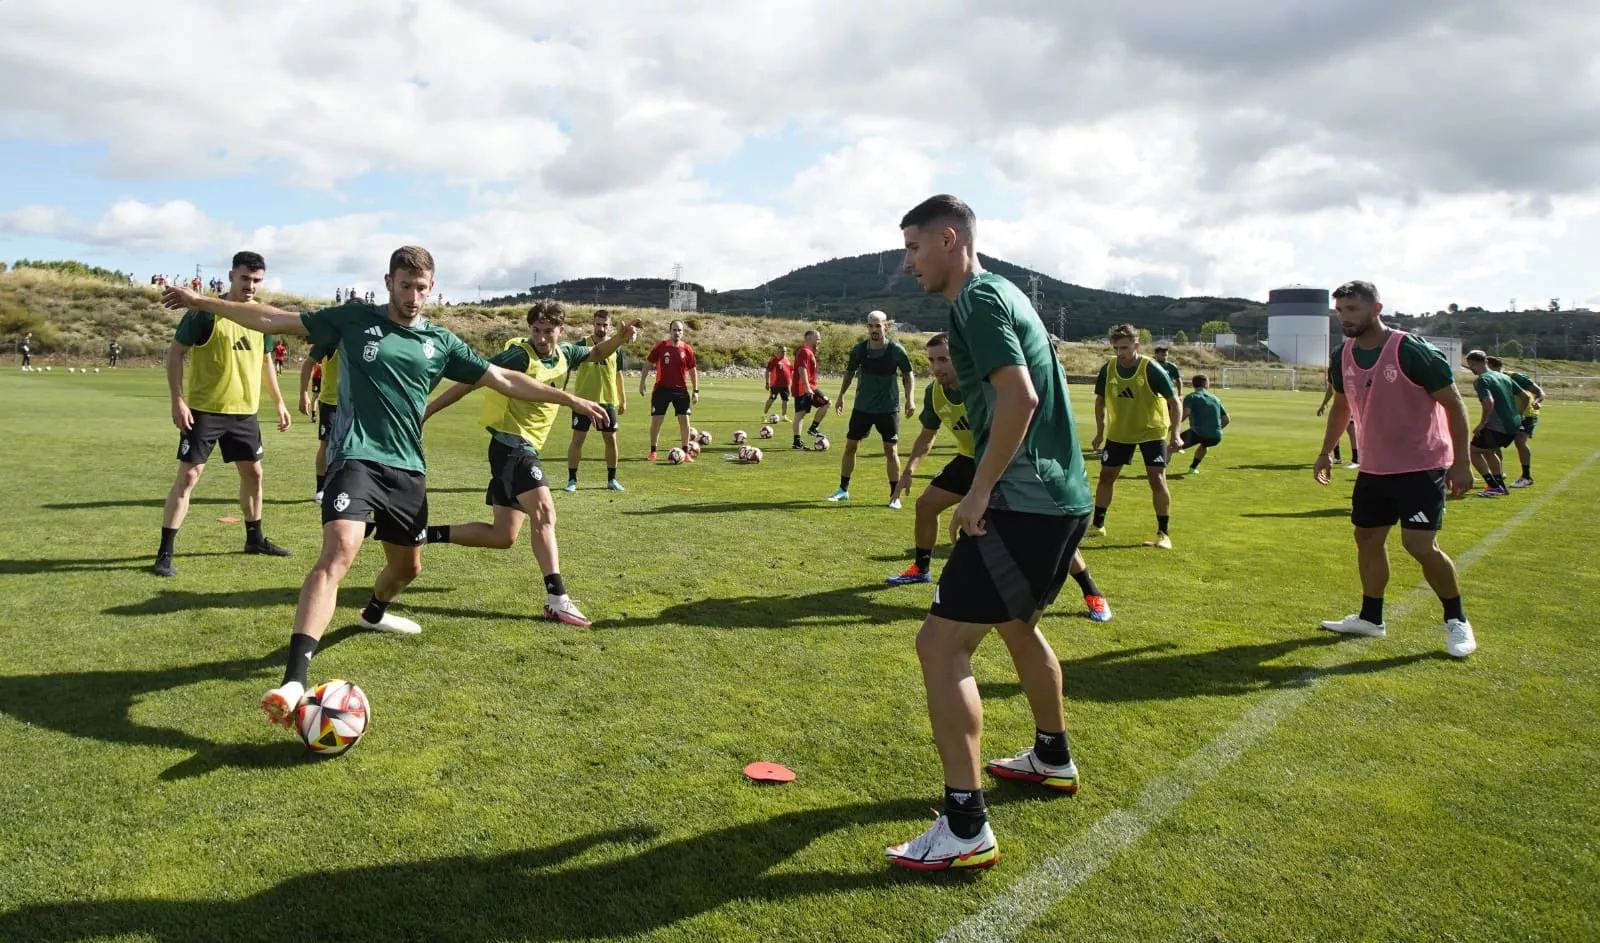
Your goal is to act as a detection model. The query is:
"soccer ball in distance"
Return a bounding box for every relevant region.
[668,447,686,464]
[744,446,763,464]
[685,440,702,458]
[697,431,712,446]
[296,679,370,757]
[688,426,699,440]
[813,435,830,451]
[733,430,748,444]
[767,413,780,424]
[759,425,773,438]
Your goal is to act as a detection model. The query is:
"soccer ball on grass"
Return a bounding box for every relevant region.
[667,447,686,464]
[296,679,370,757]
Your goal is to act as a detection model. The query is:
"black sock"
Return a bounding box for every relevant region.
[360,593,389,625]
[808,423,819,436]
[1190,456,1204,469]
[1521,463,1531,480]
[544,572,567,596]
[1034,729,1071,766]
[914,547,932,572]
[1360,595,1384,625]
[890,479,898,499]
[650,441,658,452]
[283,633,319,686]
[426,525,451,544]
[1092,506,1107,528]
[943,786,988,840]
[1351,448,1359,463]
[1072,568,1100,598]
[1157,514,1170,536]
[568,467,578,483]
[607,466,617,482]
[1442,596,1466,623]
[840,476,851,492]
[794,434,804,445]
[1333,446,1342,462]
[245,519,263,543]
[158,527,178,557]
[315,473,326,492]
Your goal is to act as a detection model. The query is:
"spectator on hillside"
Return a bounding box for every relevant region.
[108,338,121,368]
[19,332,32,368]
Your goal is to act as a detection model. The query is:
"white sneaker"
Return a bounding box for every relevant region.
[986,747,1079,794]
[313,490,323,505]
[359,611,421,635]
[1344,462,1360,470]
[1509,477,1533,489]
[543,594,592,627]
[260,680,305,728]
[888,497,902,510]
[1319,614,1386,638]
[1443,619,1476,658]
[885,813,999,871]
[827,489,850,502]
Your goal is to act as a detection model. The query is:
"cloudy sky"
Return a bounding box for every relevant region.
[2,0,1598,312]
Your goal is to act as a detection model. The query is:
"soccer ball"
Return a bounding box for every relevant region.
[697,431,712,446]
[813,435,830,451]
[687,426,699,440]
[20,366,29,372]
[685,440,702,458]
[733,430,748,444]
[296,679,370,757]
[668,447,686,464]
[94,368,100,373]
[767,413,780,424]
[759,425,773,439]
[67,367,75,373]
[44,366,51,371]
[743,446,763,464]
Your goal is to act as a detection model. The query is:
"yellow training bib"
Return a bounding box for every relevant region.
[185,317,264,415]
[478,338,568,452]
[1104,355,1168,443]
[932,383,975,458]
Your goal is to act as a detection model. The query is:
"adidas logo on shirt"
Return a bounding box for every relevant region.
[1117,387,1136,399]
[365,326,384,337]
[232,337,252,351]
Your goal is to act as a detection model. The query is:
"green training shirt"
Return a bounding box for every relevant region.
[948,272,1092,516]
[845,338,913,413]
[1474,370,1524,433]
[300,302,489,473]
[1183,389,1228,440]
[1330,333,1454,394]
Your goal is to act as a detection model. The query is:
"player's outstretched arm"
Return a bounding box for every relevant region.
[901,428,938,480]
[476,364,609,427]
[589,319,642,362]
[422,381,478,423]
[161,284,308,336]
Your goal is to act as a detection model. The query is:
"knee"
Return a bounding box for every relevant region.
[1400,532,1440,560]
[914,490,942,517]
[238,461,263,483]
[915,620,974,665]
[173,466,204,494]
[393,557,424,583]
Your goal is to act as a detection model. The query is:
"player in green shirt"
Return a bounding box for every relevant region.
[161,246,613,730]
[563,309,629,492]
[1152,344,1182,386]
[421,301,638,627]
[886,194,1093,872]
[1463,350,1528,497]
[1175,375,1230,476]
[829,311,916,506]
[1487,355,1543,487]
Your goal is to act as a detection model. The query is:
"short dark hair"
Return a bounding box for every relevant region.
[899,194,976,240]
[1154,345,1170,354]
[1486,356,1504,369]
[592,308,611,320]
[1332,280,1379,303]
[1109,324,1138,343]
[526,299,565,326]
[389,245,435,276]
[1192,374,1209,388]
[927,332,949,349]
[231,251,265,272]
[1465,349,1487,362]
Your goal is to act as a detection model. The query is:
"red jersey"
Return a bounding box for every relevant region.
[272,343,286,361]
[766,355,792,388]
[790,346,818,395]
[648,340,696,389]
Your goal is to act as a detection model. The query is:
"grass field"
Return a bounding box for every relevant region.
[0,367,1596,943]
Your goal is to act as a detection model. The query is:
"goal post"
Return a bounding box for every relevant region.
[1217,366,1300,391]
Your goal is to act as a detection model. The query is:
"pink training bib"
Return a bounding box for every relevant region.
[1341,330,1452,476]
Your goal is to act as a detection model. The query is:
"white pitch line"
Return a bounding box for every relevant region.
[937,449,1600,943]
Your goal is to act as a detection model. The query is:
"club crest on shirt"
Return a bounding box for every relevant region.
[363,340,380,362]
[422,339,436,359]
[1383,365,1399,383]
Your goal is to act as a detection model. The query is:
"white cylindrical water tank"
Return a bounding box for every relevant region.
[1267,286,1332,367]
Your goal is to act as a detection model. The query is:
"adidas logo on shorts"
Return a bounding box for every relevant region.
[1409,511,1430,524]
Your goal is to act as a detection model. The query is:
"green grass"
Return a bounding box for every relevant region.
[0,368,1596,943]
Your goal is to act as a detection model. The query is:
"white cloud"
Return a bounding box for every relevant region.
[1,0,1598,311]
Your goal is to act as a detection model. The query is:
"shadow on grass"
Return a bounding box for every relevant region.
[0,552,240,575]
[40,496,303,511]
[1230,463,1314,472]
[1239,508,1349,519]
[98,585,531,622]
[603,583,927,630]
[623,498,863,516]
[0,798,946,941]
[0,628,365,781]
[978,636,1441,703]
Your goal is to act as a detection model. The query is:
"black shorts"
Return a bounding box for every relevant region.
[1179,429,1221,450]
[1102,439,1169,468]
[794,391,824,414]
[570,404,618,434]
[322,459,428,545]
[311,377,322,395]
[651,387,692,416]
[1351,469,1447,532]
[177,411,263,465]
[485,439,548,508]
[769,386,789,401]
[1471,428,1517,450]
[317,405,339,442]
[929,455,977,496]
[931,510,1090,625]
[846,409,899,443]
[1520,415,1538,438]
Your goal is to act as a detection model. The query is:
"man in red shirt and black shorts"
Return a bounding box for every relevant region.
[790,329,829,449]
[641,319,699,462]
[763,345,792,420]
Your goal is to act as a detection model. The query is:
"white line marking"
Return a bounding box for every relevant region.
[937,450,1600,943]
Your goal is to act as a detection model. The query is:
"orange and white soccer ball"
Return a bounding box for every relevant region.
[296,679,370,757]
[668,447,687,464]
[733,430,748,444]
[759,425,773,439]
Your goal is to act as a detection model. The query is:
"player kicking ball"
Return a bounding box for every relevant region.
[887,333,1110,623]
[1173,374,1229,477]
[163,247,612,728]
[887,195,1094,871]
[422,301,638,627]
